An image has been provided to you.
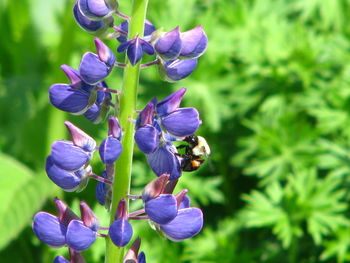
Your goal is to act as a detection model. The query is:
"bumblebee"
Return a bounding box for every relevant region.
[176,135,211,171]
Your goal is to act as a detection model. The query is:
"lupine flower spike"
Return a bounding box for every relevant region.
[36,0,210,261]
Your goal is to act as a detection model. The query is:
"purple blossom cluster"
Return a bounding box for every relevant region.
[33,0,210,262]
[135,88,201,180]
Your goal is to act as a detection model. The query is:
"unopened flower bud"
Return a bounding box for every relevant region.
[99,135,122,164]
[109,199,133,247]
[108,116,122,140]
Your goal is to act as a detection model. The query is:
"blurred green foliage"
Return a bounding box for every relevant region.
[2,0,350,262]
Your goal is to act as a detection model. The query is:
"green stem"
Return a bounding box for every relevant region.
[288,237,298,263]
[105,1,149,263]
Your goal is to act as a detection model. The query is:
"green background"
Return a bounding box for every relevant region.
[1,0,350,262]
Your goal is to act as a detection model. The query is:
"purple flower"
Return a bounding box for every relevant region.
[49,64,112,123]
[79,38,116,84]
[158,58,198,82]
[141,176,203,241]
[73,2,113,36]
[157,190,203,241]
[65,220,97,251]
[159,207,203,241]
[33,212,68,247]
[154,27,182,60]
[109,199,133,247]
[134,101,159,154]
[46,122,96,191]
[146,142,181,180]
[142,175,178,224]
[117,36,154,66]
[46,156,91,192]
[134,89,201,179]
[33,199,99,251]
[156,88,201,137]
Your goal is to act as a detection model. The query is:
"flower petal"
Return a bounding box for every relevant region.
[161,108,200,137]
[66,220,96,251]
[32,212,66,247]
[94,38,116,67]
[117,39,132,52]
[65,121,96,152]
[135,125,159,154]
[45,156,83,191]
[179,25,208,59]
[79,52,111,84]
[80,201,99,231]
[78,0,113,20]
[154,27,182,60]
[84,103,101,123]
[156,88,186,116]
[140,39,155,55]
[49,84,90,114]
[109,218,133,247]
[99,136,122,164]
[160,207,203,241]
[146,143,181,180]
[127,38,144,66]
[51,141,90,171]
[108,116,122,140]
[145,194,178,224]
[61,64,82,86]
[179,195,191,209]
[159,58,198,82]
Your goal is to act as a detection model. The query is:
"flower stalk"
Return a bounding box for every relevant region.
[105,0,149,262]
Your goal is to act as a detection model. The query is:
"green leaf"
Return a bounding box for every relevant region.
[0,152,55,250]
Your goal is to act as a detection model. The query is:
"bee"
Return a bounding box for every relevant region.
[176,135,211,171]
